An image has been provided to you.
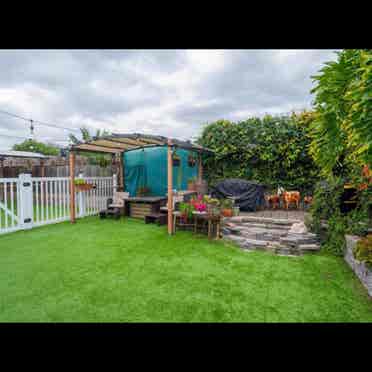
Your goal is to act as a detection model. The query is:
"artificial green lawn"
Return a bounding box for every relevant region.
[0,217,371,322]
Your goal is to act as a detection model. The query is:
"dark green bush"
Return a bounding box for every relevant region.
[197,112,320,193]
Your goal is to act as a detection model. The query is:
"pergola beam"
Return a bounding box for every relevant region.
[72,143,122,154]
[91,139,135,151]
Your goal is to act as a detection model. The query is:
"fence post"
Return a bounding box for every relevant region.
[113,174,117,194]
[77,173,85,217]
[18,173,34,230]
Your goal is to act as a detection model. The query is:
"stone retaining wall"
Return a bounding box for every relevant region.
[344,235,372,297]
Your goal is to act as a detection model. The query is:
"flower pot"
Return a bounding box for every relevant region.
[233,206,240,216]
[222,209,233,217]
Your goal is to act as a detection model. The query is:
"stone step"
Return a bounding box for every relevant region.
[225,216,300,226]
[231,222,292,230]
[298,243,321,252]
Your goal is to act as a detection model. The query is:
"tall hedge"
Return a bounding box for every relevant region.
[196,112,319,193]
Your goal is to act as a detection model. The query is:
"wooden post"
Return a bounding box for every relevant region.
[40,159,45,178]
[0,157,4,178]
[115,152,124,191]
[167,139,173,235]
[198,153,203,183]
[121,152,125,191]
[69,151,76,223]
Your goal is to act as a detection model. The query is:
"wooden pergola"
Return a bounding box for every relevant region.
[68,133,213,235]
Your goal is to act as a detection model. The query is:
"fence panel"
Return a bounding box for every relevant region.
[32,177,71,227]
[0,178,20,234]
[0,174,115,235]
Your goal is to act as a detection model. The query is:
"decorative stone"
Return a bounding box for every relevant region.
[289,221,308,234]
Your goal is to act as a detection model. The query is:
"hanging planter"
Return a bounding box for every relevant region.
[188,154,197,167]
[74,179,95,192]
[172,153,180,167]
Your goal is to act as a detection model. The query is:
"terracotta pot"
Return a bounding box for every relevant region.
[222,209,233,217]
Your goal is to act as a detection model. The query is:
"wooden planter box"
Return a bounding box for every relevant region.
[75,183,94,192]
[344,234,372,297]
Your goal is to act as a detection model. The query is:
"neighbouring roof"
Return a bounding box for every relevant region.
[0,150,49,159]
[70,133,214,154]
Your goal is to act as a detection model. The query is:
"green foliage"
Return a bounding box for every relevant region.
[310,175,372,256]
[179,201,195,219]
[323,214,347,256]
[69,127,111,167]
[353,234,372,268]
[309,177,344,233]
[12,139,60,156]
[310,49,372,176]
[221,198,234,209]
[197,112,319,193]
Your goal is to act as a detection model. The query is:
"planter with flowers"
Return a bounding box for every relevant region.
[74,179,95,192]
[179,201,195,225]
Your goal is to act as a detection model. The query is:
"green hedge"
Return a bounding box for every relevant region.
[197,112,319,193]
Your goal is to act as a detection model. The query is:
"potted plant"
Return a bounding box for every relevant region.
[204,196,220,216]
[179,201,195,224]
[221,198,234,217]
[74,179,95,192]
[190,195,207,213]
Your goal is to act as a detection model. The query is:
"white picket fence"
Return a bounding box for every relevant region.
[0,174,114,235]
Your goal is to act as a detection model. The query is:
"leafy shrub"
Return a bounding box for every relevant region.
[353,234,372,268]
[309,177,344,234]
[197,112,319,193]
[221,198,234,209]
[323,214,347,256]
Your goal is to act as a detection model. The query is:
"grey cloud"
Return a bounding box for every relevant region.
[0,49,337,149]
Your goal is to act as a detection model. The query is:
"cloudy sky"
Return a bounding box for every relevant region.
[0,49,337,150]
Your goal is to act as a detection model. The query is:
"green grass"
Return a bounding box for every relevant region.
[0,217,371,322]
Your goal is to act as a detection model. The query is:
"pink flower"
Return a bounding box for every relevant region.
[195,202,206,212]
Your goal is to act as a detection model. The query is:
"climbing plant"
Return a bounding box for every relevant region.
[310,49,372,177]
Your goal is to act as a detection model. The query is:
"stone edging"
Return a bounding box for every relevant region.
[344,235,372,297]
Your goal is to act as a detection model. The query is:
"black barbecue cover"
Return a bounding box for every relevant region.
[211,178,266,212]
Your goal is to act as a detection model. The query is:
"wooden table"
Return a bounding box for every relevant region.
[193,211,221,240]
[125,196,167,219]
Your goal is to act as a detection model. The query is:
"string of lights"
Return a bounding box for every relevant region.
[0,109,81,133]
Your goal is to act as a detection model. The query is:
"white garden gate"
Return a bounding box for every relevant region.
[0,174,114,235]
